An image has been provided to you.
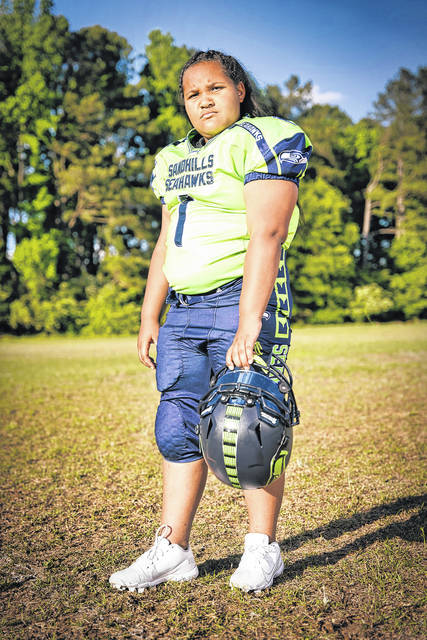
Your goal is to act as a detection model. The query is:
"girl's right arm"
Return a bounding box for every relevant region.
[137,206,170,369]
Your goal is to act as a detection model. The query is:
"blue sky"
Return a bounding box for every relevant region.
[53,0,426,122]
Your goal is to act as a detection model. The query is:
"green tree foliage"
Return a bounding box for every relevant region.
[369,68,427,318]
[82,283,140,336]
[141,29,192,143]
[0,4,68,235]
[9,229,88,333]
[48,28,192,333]
[264,75,312,120]
[300,104,353,189]
[0,2,425,333]
[288,177,359,323]
[389,232,427,319]
[0,0,68,327]
[349,283,393,322]
[371,69,426,233]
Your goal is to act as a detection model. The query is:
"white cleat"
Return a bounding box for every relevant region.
[109,525,198,592]
[230,533,284,593]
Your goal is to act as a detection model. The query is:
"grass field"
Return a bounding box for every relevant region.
[1,323,426,640]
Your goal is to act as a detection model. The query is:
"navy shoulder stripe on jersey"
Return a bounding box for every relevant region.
[233,121,279,174]
[234,121,311,182]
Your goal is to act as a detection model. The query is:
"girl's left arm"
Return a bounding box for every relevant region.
[225,179,298,370]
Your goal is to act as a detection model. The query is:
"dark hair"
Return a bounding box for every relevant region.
[179,50,266,118]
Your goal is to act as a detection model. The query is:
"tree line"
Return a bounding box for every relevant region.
[1,0,426,334]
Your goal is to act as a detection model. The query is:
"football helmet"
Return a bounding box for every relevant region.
[197,355,299,490]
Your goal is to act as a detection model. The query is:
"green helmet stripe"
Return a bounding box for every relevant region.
[225,405,244,418]
[267,449,289,485]
[221,405,243,488]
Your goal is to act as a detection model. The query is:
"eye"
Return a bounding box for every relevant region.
[212,85,223,91]
[186,91,198,99]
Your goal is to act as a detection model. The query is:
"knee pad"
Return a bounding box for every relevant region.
[155,397,201,462]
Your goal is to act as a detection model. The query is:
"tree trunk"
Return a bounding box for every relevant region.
[362,155,384,239]
[362,153,384,266]
[396,156,405,238]
[0,195,11,265]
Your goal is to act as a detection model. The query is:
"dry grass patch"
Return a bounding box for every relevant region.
[1,323,426,639]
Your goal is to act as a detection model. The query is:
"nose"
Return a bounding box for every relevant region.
[199,91,214,108]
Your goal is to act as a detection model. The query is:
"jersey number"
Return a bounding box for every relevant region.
[174,195,193,247]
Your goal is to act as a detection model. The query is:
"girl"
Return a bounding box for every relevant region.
[110,50,312,593]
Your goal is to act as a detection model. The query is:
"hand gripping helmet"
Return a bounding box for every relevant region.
[197,355,299,490]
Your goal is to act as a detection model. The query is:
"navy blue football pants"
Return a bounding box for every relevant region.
[155,277,291,462]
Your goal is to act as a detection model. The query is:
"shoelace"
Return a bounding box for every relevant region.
[144,524,172,565]
[241,544,270,568]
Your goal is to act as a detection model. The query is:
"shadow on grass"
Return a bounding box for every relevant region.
[198,493,426,579]
[285,493,427,548]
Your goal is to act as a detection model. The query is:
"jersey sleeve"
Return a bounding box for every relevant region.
[238,119,312,187]
[150,151,168,204]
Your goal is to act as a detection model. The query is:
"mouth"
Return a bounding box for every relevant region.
[200,111,217,120]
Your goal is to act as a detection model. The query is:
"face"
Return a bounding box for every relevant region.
[182,61,246,140]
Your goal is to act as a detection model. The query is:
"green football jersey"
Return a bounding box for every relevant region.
[151,116,312,294]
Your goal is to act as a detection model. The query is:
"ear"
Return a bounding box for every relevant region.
[237,81,246,103]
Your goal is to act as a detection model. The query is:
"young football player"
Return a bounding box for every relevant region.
[109,50,312,593]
